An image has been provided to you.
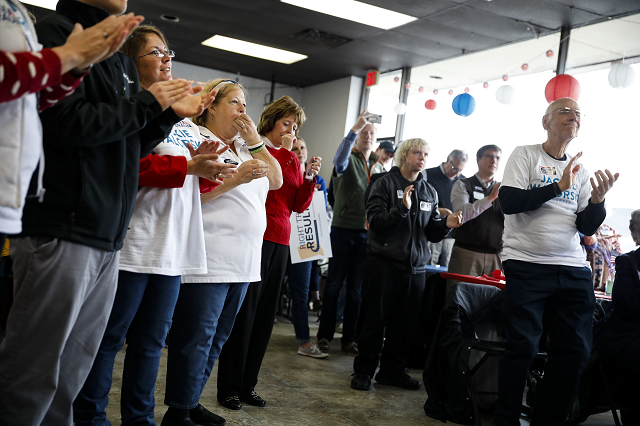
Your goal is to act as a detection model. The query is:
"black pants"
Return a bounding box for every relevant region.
[353,255,425,378]
[216,240,289,398]
[317,227,367,346]
[495,260,595,426]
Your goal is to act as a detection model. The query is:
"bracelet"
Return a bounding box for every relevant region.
[246,141,264,150]
[248,142,265,155]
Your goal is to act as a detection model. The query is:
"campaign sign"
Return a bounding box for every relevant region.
[289,191,332,263]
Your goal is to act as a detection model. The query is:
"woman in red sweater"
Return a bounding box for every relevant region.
[216,96,322,410]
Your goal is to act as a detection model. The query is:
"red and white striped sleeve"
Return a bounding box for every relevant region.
[0,48,86,111]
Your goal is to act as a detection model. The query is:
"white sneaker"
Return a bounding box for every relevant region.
[298,344,329,359]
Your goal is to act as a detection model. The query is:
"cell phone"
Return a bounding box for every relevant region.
[368,114,382,124]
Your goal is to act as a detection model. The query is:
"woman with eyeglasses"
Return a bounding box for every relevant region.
[72,26,237,426]
[216,96,321,411]
[159,78,282,425]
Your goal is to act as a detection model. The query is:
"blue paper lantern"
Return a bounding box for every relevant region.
[452,93,476,117]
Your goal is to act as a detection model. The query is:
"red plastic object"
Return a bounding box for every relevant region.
[544,74,581,103]
[440,272,505,290]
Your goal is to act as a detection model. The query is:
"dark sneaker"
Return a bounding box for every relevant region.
[351,372,372,391]
[317,338,330,353]
[216,395,241,411]
[374,371,421,390]
[189,403,226,426]
[341,342,359,356]
[240,390,266,407]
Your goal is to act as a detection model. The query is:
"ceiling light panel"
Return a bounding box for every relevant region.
[21,0,57,10]
[281,0,417,30]
[201,35,307,65]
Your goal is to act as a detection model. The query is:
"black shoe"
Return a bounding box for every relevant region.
[240,390,266,407]
[374,371,421,390]
[350,372,372,391]
[190,403,226,426]
[217,395,242,410]
[161,408,197,426]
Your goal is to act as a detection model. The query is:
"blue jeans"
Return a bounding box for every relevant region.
[164,282,249,409]
[288,261,313,343]
[317,227,367,346]
[73,271,181,426]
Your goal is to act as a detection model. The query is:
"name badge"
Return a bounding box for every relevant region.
[397,190,404,199]
[474,191,485,200]
[540,166,557,176]
[420,201,431,211]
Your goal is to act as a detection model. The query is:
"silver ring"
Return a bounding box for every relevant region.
[102,31,109,39]
[252,170,257,175]
[240,123,245,128]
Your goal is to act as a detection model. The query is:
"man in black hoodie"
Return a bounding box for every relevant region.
[351,138,463,391]
[0,1,214,424]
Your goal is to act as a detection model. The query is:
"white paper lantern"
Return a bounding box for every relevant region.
[495,85,515,105]
[394,102,407,115]
[608,63,635,88]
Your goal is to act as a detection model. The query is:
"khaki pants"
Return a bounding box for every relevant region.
[446,245,502,298]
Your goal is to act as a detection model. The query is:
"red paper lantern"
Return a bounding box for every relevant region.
[546,50,554,58]
[544,74,581,103]
[418,86,424,93]
[448,89,453,95]
[521,63,529,71]
[502,75,509,82]
[464,87,470,93]
[483,82,489,89]
[424,99,437,110]
[405,82,411,89]
[433,89,439,95]
[394,76,400,82]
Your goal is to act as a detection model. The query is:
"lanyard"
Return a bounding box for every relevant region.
[6,0,38,51]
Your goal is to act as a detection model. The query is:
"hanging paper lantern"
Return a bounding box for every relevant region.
[608,63,635,89]
[394,76,400,82]
[464,87,470,93]
[433,89,439,95]
[521,63,529,71]
[502,75,509,81]
[483,82,489,89]
[448,89,453,95]
[546,50,554,57]
[544,74,581,103]
[495,85,515,105]
[452,93,476,117]
[405,82,411,89]
[394,102,407,115]
[418,86,424,93]
[424,99,437,110]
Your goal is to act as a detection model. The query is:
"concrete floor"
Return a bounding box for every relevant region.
[103,314,617,425]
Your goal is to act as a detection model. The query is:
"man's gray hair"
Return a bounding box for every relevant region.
[630,209,640,246]
[447,149,468,163]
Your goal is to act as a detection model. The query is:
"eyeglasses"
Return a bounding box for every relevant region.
[547,106,582,119]
[449,161,462,173]
[483,154,501,161]
[138,49,175,59]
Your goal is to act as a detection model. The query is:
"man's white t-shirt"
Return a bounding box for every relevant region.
[181,126,269,284]
[119,119,207,276]
[500,144,592,267]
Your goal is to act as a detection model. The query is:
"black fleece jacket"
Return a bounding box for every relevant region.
[22,0,181,251]
[366,167,450,274]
